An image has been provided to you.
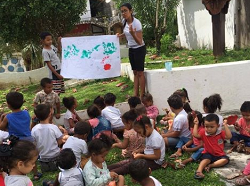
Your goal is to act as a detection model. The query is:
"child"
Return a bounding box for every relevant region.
[193,114,232,179]
[0,135,38,186]
[234,161,250,185]
[134,104,155,127]
[62,96,81,134]
[170,111,204,168]
[129,159,162,186]
[31,104,63,172]
[33,78,61,121]
[128,96,141,109]
[229,101,250,153]
[63,121,90,168]
[43,148,85,186]
[0,92,33,142]
[173,88,192,113]
[102,93,124,134]
[112,109,145,158]
[162,94,191,148]
[109,115,165,175]
[83,134,125,186]
[203,93,223,132]
[141,93,159,126]
[40,32,64,94]
[93,95,106,111]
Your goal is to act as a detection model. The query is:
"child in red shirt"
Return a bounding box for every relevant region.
[193,113,232,179]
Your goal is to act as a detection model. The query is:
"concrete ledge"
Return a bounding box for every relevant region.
[145,60,250,114]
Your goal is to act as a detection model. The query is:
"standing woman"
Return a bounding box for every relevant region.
[117,3,146,98]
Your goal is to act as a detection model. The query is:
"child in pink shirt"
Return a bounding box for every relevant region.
[141,93,159,126]
[112,109,145,158]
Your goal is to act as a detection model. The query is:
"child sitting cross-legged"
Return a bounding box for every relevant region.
[112,109,145,158]
[83,134,125,186]
[129,159,162,186]
[193,113,232,179]
[170,111,204,168]
[62,96,82,135]
[229,101,250,153]
[31,104,63,172]
[63,121,90,168]
[43,148,85,186]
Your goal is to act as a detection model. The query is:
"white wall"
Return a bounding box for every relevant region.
[145,60,250,114]
[80,0,91,21]
[177,0,235,49]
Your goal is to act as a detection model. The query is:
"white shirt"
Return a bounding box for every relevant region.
[0,130,9,143]
[144,129,165,165]
[150,176,162,186]
[101,106,124,129]
[31,124,63,160]
[58,167,84,186]
[5,175,33,186]
[123,17,145,48]
[203,113,223,132]
[63,136,88,167]
[173,109,191,138]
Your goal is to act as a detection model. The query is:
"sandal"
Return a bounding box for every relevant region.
[169,153,180,160]
[176,162,185,169]
[194,171,205,179]
[204,166,210,173]
[33,172,42,181]
[235,176,250,185]
[161,161,168,169]
[226,172,242,180]
[42,180,54,186]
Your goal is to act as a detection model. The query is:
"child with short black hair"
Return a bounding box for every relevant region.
[141,93,159,127]
[40,31,64,94]
[62,96,81,134]
[128,96,141,109]
[63,121,90,168]
[193,113,232,179]
[0,135,38,186]
[112,109,145,158]
[129,159,162,186]
[229,101,250,153]
[162,94,191,148]
[83,134,125,186]
[0,92,33,142]
[31,104,63,172]
[203,93,223,132]
[102,93,124,134]
[43,148,85,186]
[93,95,106,110]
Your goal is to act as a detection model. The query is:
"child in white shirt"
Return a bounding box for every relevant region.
[31,104,63,172]
[63,121,90,168]
[129,159,162,186]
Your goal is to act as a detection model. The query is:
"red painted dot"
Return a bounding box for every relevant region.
[104,64,111,70]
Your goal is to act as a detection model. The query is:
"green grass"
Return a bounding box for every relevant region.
[31,147,225,186]
[121,48,250,70]
[0,76,133,115]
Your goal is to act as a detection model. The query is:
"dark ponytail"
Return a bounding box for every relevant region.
[203,94,222,113]
[88,133,113,155]
[122,109,138,123]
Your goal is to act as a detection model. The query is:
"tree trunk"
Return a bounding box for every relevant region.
[212,13,225,56]
[155,28,161,56]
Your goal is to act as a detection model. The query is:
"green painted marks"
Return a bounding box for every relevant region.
[93,44,101,51]
[63,44,80,59]
[102,42,117,55]
[81,50,92,59]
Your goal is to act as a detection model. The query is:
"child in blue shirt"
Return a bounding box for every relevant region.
[0,92,33,141]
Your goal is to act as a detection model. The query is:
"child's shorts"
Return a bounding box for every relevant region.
[201,153,229,164]
[39,157,58,172]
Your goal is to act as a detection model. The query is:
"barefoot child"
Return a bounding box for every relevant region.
[193,114,232,179]
[62,96,81,134]
[0,135,38,186]
[169,111,204,168]
[83,134,125,186]
[129,159,162,186]
[229,101,250,153]
[112,109,145,158]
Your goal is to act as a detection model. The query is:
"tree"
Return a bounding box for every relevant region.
[113,0,180,55]
[0,0,87,48]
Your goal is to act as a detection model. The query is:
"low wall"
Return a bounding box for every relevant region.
[0,67,48,87]
[145,60,250,114]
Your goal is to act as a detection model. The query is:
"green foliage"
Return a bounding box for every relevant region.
[0,0,87,48]
[22,43,43,70]
[160,34,176,55]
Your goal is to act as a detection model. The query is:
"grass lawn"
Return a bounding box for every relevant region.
[121,48,250,70]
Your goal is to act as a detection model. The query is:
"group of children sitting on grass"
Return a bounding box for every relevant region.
[0,77,250,186]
